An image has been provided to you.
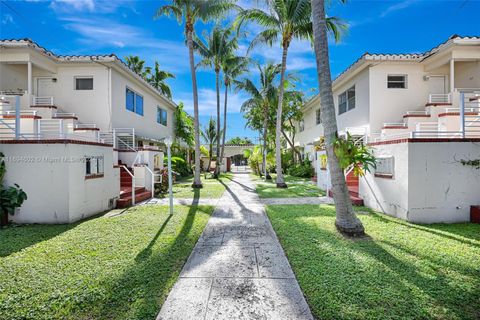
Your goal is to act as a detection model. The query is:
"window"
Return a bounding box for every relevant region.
[375,156,394,178]
[299,119,305,132]
[75,77,93,90]
[338,86,355,115]
[125,87,143,116]
[85,156,104,178]
[316,109,322,125]
[387,75,407,88]
[157,107,168,126]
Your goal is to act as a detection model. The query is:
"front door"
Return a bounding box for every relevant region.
[37,78,54,96]
[429,75,447,94]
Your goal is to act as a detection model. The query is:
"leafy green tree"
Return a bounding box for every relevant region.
[194,25,238,178]
[156,0,237,188]
[237,0,346,188]
[148,61,175,99]
[174,102,194,147]
[201,117,219,172]
[227,137,253,144]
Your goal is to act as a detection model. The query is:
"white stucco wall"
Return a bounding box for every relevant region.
[0,142,119,224]
[360,141,480,223]
[368,63,429,133]
[110,68,174,141]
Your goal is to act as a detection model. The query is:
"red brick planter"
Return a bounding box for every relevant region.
[471,206,480,224]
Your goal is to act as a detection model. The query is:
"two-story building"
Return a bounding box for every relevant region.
[0,39,177,223]
[294,35,480,223]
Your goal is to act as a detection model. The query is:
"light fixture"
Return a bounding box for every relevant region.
[164,136,172,147]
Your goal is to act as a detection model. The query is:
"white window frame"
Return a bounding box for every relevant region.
[74,76,94,90]
[157,106,168,126]
[126,86,144,116]
[338,85,355,115]
[375,156,394,177]
[85,156,104,177]
[387,74,408,89]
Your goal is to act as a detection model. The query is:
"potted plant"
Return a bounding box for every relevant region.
[0,152,27,226]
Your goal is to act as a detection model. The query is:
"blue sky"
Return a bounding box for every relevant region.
[1,0,479,141]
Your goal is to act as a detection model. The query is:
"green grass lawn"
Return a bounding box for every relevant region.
[165,173,233,199]
[0,205,214,320]
[251,174,325,198]
[266,204,480,320]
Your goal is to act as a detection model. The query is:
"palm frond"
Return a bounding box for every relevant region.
[247,28,279,53]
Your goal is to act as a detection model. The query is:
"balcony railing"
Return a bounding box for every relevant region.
[32,96,54,106]
[428,93,451,104]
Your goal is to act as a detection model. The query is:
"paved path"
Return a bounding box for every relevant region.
[260,196,333,206]
[146,198,220,206]
[157,172,313,320]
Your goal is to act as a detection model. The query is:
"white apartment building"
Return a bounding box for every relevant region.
[0,39,177,223]
[294,35,480,223]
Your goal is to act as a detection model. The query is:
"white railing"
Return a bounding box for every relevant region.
[113,128,136,151]
[383,122,407,128]
[75,123,97,129]
[119,165,136,206]
[38,119,64,138]
[54,112,76,118]
[428,93,451,104]
[143,165,160,199]
[444,107,478,114]
[32,96,54,106]
[3,110,38,116]
[405,110,429,116]
[415,122,438,132]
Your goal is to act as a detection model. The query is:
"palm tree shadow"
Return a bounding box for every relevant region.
[135,214,173,262]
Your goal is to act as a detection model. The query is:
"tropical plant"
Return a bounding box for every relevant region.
[243,145,274,176]
[174,102,195,147]
[236,62,281,179]
[194,25,239,178]
[311,0,364,236]
[124,55,149,78]
[156,0,237,188]
[219,54,250,173]
[164,156,192,177]
[201,117,219,172]
[227,137,253,144]
[148,61,175,98]
[333,134,376,177]
[237,0,346,189]
[287,160,315,178]
[0,152,27,225]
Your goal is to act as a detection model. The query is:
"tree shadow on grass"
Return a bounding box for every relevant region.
[85,189,208,319]
[369,212,480,247]
[0,213,100,257]
[269,207,480,320]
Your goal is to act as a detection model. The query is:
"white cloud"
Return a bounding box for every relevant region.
[380,0,417,18]
[50,0,95,12]
[177,88,247,116]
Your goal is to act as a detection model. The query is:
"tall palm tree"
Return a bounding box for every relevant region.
[237,0,345,188]
[124,55,145,75]
[194,25,238,178]
[155,0,237,188]
[236,63,281,180]
[219,54,250,170]
[201,117,219,172]
[148,61,175,99]
[311,0,364,236]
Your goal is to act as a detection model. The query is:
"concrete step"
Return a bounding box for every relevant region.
[116,189,152,208]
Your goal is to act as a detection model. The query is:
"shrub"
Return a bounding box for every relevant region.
[287,160,314,178]
[164,156,191,177]
[0,152,27,225]
[154,168,177,197]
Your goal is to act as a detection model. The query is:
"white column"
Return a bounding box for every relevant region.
[450,59,455,94]
[27,61,32,105]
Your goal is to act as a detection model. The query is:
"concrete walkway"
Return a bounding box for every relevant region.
[157,172,313,320]
[260,196,334,206]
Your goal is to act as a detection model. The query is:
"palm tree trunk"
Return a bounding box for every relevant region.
[275,45,289,188]
[187,29,203,188]
[214,70,221,178]
[263,104,270,180]
[220,84,228,170]
[311,0,365,236]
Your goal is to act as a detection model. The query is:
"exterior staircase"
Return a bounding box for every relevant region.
[327,170,364,206]
[117,166,152,208]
